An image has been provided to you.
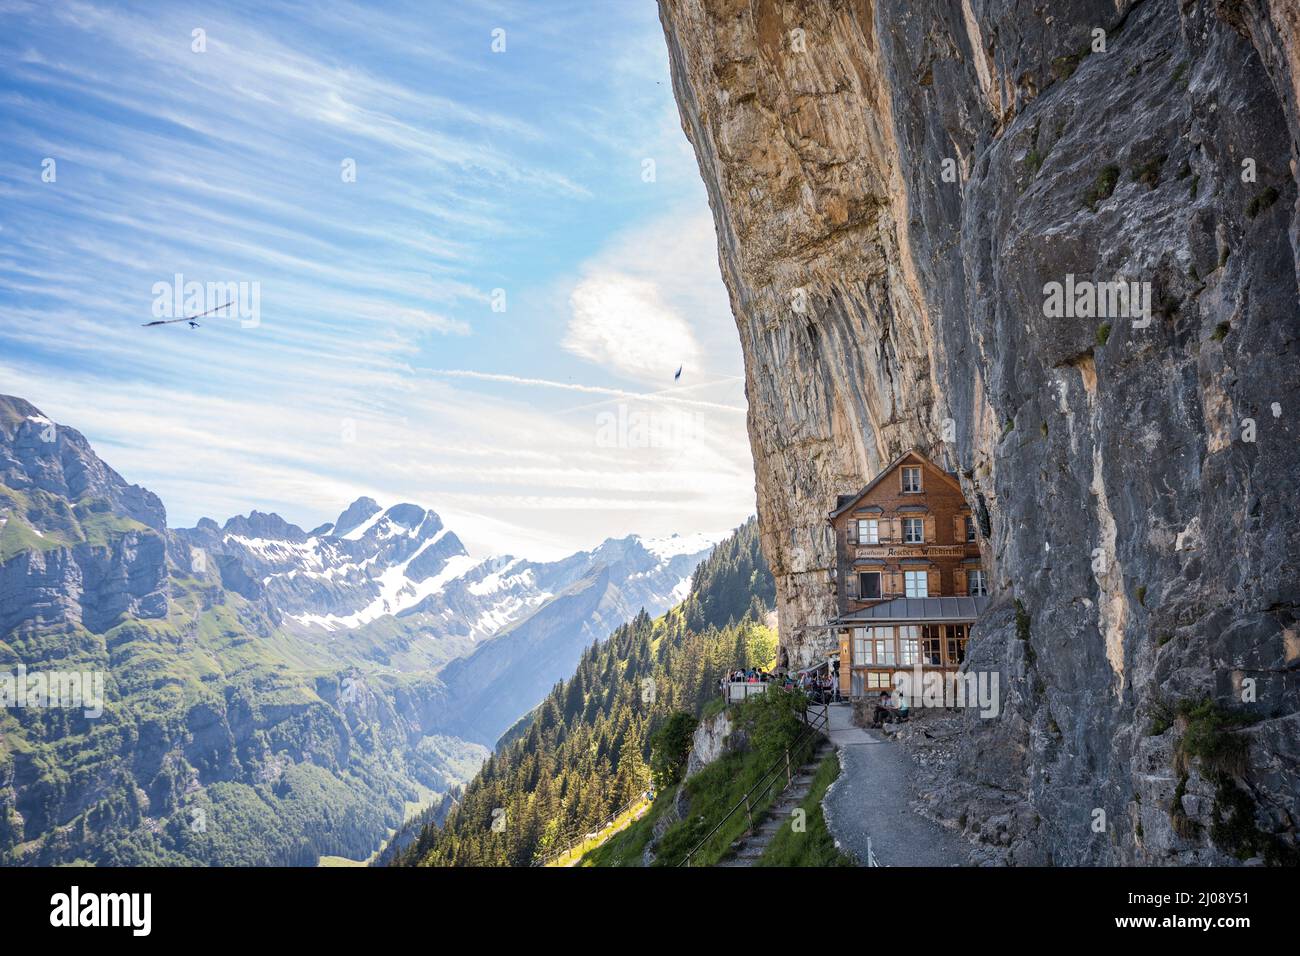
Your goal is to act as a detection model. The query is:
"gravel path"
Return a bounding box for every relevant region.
[822,703,967,866]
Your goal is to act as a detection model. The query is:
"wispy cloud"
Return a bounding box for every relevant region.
[564,273,701,383]
[427,369,745,414]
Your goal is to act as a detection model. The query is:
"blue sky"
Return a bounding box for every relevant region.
[0,0,754,559]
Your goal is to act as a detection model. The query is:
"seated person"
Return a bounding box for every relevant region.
[894,690,910,721]
[872,691,893,727]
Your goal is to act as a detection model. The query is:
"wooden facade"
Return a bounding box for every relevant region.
[826,451,988,697]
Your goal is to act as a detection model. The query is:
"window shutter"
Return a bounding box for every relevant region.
[847,573,859,598]
[954,568,967,595]
[924,514,936,543]
[891,518,902,542]
[885,570,903,597]
[953,514,964,544]
[847,520,857,545]
[927,567,941,596]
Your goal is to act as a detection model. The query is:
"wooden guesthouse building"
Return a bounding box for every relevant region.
[826,451,989,697]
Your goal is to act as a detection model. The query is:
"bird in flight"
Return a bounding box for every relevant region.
[674,365,683,381]
[142,299,234,329]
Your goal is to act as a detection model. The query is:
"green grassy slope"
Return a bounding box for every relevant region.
[583,688,813,867]
[0,484,148,561]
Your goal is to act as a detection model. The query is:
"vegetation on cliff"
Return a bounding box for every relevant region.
[583,685,839,867]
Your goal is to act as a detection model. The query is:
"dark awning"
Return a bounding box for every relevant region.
[830,595,989,625]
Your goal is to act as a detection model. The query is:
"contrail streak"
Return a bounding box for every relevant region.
[425,369,747,413]
[557,375,746,415]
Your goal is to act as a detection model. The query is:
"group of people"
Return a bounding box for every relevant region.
[793,669,839,704]
[719,667,840,704]
[726,668,773,684]
[719,667,911,726]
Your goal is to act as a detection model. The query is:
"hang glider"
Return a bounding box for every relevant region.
[142,299,233,329]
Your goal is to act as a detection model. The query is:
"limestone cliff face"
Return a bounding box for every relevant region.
[660,0,1300,864]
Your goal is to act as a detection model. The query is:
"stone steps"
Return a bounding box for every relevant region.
[714,742,834,867]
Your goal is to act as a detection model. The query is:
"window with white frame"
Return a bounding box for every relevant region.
[857,571,882,600]
[857,518,879,544]
[903,518,924,543]
[968,569,987,596]
[965,515,976,542]
[855,626,895,666]
[852,627,869,663]
[899,625,920,665]
[904,570,929,598]
[865,671,891,689]
[902,466,922,492]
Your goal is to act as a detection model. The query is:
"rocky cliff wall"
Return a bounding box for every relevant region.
[660,0,1299,864]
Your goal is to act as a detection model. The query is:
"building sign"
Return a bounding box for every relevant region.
[856,545,966,559]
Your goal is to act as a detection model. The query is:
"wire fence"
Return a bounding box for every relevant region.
[530,789,651,868]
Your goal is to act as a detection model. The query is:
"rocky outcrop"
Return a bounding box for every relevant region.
[0,533,168,635]
[686,708,737,778]
[660,0,1300,864]
[0,395,171,634]
[0,395,166,532]
[643,708,741,864]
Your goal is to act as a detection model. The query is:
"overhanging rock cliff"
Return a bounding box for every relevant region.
[659,0,1299,864]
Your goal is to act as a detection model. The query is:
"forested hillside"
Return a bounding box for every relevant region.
[392,517,775,867]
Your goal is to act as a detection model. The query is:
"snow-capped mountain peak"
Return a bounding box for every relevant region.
[638,530,727,561]
[175,502,717,649]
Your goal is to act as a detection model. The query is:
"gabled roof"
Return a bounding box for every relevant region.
[830,595,989,625]
[826,449,963,520]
